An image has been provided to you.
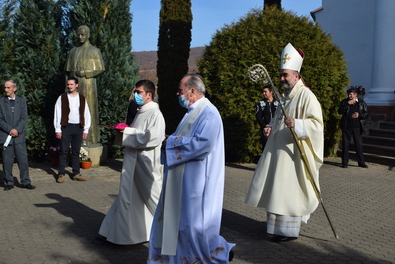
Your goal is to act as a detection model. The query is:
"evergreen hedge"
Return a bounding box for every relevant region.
[0,0,64,160]
[198,7,349,162]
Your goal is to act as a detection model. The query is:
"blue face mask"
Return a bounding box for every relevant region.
[178,94,190,108]
[134,93,145,105]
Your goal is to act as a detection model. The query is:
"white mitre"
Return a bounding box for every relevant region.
[280,43,304,73]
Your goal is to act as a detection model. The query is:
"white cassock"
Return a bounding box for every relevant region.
[99,101,165,244]
[245,79,324,237]
[148,97,235,263]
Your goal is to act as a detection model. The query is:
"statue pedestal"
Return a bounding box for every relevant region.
[82,143,107,167]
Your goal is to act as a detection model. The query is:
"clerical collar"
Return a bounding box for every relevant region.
[8,97,15,100]
[140,101,154,109]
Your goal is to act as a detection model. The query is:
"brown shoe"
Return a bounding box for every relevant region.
[57,175,65,183]
[73,174,86,181]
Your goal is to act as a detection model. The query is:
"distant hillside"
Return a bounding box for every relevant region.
[132,46,205,84]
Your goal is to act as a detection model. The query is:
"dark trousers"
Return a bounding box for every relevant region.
[341,126,365,166]
[58,124,83,176]
[260,132,268,151]
[1,142,31,186]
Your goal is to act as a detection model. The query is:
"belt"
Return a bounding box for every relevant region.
[68,123,81,126]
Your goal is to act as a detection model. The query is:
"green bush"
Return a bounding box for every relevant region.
[198,7,348,162]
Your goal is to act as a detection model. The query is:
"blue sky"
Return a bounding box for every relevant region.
[131,0,322,52]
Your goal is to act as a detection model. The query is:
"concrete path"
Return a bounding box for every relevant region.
[0,157,394,264]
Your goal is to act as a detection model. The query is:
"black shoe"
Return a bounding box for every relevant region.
[358,164,368,168]
[229,250,234,262]
[95,235,108,243]
[340,164,348,168]
[271,235,298,242]
[22,184,36,190]
[4,185,14,191]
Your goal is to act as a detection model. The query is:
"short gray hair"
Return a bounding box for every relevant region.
[183,74,205,94]
[5,80,16,88]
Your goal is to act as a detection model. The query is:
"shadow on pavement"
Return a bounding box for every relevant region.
[226,164,256,171]
[220,209,387,264]
[34,193,148,263]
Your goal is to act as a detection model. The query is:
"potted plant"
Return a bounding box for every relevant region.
[80,148,92,169]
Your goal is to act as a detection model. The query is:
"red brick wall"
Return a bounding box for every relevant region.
[368,106,395,121]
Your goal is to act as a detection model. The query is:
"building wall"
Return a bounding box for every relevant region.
[313,0,375,95]
[314,0,395,119]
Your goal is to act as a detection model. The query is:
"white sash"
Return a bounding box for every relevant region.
[153,98,211,255]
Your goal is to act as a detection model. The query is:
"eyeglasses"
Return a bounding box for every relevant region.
[178,87,192,94]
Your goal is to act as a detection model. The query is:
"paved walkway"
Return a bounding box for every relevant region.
[0,157,394,264]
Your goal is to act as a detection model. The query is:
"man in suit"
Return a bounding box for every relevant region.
[0,80,35,191]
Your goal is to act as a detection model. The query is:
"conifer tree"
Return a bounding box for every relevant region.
[0,0,17,80]
[157,0,192,133]
[64,0,139,157]
[5,0,64,161]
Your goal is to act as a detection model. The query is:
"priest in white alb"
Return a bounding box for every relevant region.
[148,74,235,263]
[98,79,165,245]
[245,43,324,242]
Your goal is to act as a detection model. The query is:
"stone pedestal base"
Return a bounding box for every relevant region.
[82,144,107,167]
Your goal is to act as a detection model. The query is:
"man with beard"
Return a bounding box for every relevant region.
[54,77,91,183]
[245,43,324,242]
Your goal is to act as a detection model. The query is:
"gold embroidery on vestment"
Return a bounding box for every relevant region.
[180,256,204,264]
[210,244,225,260]
[147,253,170,263]
[175,147,182,160]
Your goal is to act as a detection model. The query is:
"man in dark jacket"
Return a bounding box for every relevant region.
[0,80,35,190]
[338,87,369,168]
[255,85,278,150]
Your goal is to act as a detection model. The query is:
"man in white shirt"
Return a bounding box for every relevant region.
[53,77,91,183]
